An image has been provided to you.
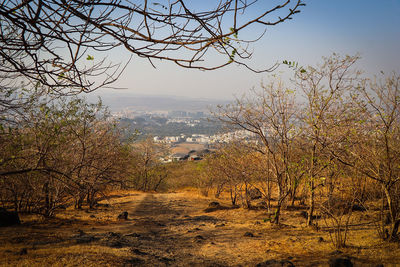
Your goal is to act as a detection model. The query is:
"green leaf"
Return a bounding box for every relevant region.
[57,72,65,80]
[86,55,94,61]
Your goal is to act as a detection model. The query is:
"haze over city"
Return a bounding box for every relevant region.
[89,0,400,102]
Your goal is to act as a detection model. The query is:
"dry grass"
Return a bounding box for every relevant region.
[170,143,206,155]
[1,189,400,266]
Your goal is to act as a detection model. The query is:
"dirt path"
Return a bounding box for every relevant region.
[1,192,400,266]
[105,192,253,266]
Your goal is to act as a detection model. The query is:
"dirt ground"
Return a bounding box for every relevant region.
[1,191,400,266]
[170,143,206,155]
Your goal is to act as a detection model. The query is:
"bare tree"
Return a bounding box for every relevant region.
[0,96,129,215]
[0,0,305,95]
[216,79,299,223]
[130,136,169,191]
[344,73,400,241]
[202,142,263,207]
[295,54,361,226]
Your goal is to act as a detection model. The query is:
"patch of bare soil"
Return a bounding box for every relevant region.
[1,191,400,266]
[170,143,206,155]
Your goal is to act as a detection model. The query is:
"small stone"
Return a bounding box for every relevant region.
[19,248,28,255]
[117,211,128,220]
[208,202,220,208]
[131,248,148,255]
[77,229,85,236]
[329,257,353,267]
[193,235,205,242]
[244,232,254,237]
[125,233,141,237]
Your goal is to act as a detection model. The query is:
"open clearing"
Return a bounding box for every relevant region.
[170,143,206,155]
[1,191,400,266]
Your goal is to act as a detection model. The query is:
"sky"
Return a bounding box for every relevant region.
[90,0,400,101]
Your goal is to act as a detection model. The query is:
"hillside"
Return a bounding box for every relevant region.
[1,191,399,266]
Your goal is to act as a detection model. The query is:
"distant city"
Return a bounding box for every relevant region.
[112,107,257,147]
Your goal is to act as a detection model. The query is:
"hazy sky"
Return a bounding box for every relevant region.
[91,0,400,101]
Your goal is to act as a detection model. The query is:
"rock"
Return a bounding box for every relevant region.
[106,232,121,238]
[329,257,353,267]
[106,240,124,248]
[77,229,86,236]
[0,208,21,227]
[125,233,141,237]
[159,257,174,264]
[73,229,97,244]
[131,248,148,255]
[248,188,263,200]
[208,201,220,208]
[256,259,295,267]
[117,211,128,220]
[204,202,224,212]
[193,235,205,242]
[101,232,129,248]
[19,248,28,255]
[244,232,254,237]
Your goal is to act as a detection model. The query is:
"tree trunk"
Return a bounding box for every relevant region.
[307,180,315,226]
[383,185,399,240]
[271,200,282,224]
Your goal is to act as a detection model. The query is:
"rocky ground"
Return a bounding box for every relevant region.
[1,191,399,266]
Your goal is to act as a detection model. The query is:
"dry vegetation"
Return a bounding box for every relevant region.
[1,54,400,266]
[1,189,400,266]
[1,2,398,265]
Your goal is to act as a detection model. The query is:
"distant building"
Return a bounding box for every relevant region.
[171,153,189,161]
[188,155,201,161]
[169,110,187,117]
